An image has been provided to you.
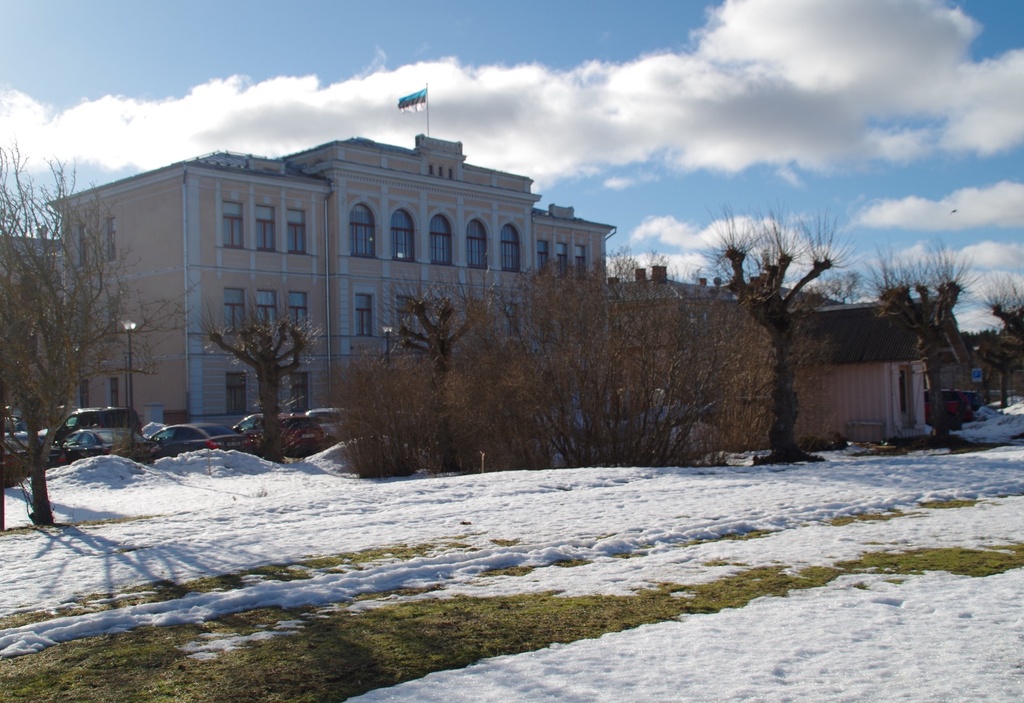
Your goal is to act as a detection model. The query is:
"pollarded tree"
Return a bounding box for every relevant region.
[713,207,844,464]
[0,145,158,526]
[971,329,1020,409]
[393,283,485,473]
[987,275,1024,350]
[872,243,971,444]
[205,298,316,463]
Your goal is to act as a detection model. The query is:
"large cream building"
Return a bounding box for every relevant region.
[79,135,614,424]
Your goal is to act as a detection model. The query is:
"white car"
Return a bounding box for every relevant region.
[305,408,344,439]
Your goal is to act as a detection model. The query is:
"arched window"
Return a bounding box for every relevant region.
[430,214,452,264]
[350,204,375,257]
[466,219,487,269]
[391,209,415,260]
[500,224,520,272]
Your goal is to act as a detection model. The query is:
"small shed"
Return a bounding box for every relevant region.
[799,304,933,443]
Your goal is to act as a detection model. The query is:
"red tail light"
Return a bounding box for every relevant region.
[204,439,220,450]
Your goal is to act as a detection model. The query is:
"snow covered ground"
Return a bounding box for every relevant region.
[3,406,1024,701]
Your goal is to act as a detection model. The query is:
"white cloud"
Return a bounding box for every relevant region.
[629,215,715,250]
[1,0,1021,186]
[961,241,1024,270]
[854,181,1024,230]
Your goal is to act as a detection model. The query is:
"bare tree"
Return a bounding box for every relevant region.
[872,243,971,444]
[392,283,484,473]
[713,207,844,464]
[0,145,159,525]
[204,299,316,463]
[987,275,1024,350]
[970,329,1020,409]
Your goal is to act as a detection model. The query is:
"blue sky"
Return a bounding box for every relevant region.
[2,0,1022,328]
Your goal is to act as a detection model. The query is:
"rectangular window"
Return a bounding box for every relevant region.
[575,244,587,276]
[226,373,247,414]
[289,372,309,412]
[105,217,116,261]
[79,379,90,408]
[256,290,277,321]
[556,242,568,275]
[288,291,308,321]
[287,209,306,253]
[109,377,119,407]
[77,224,88,266]
[355,293,373,337]
[223,202,243,248]
[224,288,245,327]
[256,205,275,251]
[536,240,549,270]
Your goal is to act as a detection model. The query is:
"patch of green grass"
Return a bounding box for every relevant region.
[490,539,520,547]
[841,545,1024,578]
[5,544,1024,702]
[918,499,979,510]
[480,565,536,578]
[719,530,774,541]
[829,510,904,526]
[552,559,591,568]
[0,543,446,631]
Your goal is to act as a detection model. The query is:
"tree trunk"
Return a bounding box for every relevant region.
[924,358,952,443]
[30,463,54,525]
[259,368,284,463]
[757,330,820,464]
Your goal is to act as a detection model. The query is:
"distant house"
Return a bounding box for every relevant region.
[796,303,970,443]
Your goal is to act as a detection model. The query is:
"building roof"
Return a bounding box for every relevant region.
[809,304,922,363]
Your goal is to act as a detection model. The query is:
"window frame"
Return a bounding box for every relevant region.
[390,209,415,261]
[223,201,244,249]
[224,288,246,328]
[429,214,452,265]
[256,205,276,251]
[287,208,306,254]
[556,242,569,276]
[355,293,373,337]
[226,372,247,414]
[288,291,308,322]
[350,204,376,257]
[256,290,277,322]
[500,224,520,272]
[105,217,116,261]
[466,219,487,269]
[575,244,587,276]
[536,240,550,270]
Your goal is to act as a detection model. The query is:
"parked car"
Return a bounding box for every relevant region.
[52,428,156,466]
[233,413,334,458]
[149,423,253,459]
[305,407,344,438]
[52,407,142,446]
[924,390,974,429]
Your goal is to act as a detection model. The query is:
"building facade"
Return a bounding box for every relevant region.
[79,135,614,423]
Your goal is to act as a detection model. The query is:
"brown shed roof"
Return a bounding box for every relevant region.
[808,304,921,363]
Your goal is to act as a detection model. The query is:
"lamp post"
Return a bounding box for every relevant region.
[122,320,137,432]
[382,325,394,367]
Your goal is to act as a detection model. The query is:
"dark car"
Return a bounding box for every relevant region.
[53,407,142,446]
[53,428,155,465]
[233,413,333,458]
[149,423,253,459]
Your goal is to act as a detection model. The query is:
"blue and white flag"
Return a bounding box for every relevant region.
[398,88,427,112]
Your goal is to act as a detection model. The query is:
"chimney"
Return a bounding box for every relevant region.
[699,277,707,287]
[652,265,667,284]
[607,276,620,285]
[635,268,647,282]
